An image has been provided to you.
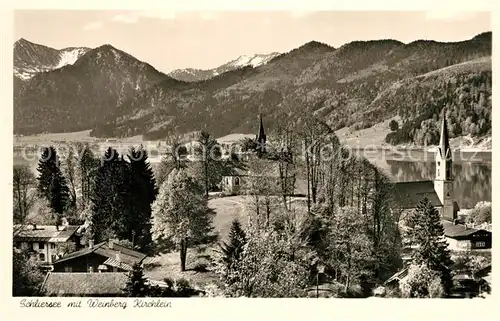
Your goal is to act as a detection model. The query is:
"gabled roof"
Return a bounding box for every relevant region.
[41,272,128,296]
[384,268,409,285]
[13,225,79,243]
[53,241,147,266]
[393,180,442,209]
[442,220,490,238]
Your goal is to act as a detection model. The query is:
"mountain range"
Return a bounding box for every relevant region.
[13,33,492,145]
[14,38,90,80]
[168,53,281,82]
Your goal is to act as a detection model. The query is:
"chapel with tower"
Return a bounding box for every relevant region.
[393,108,459,221]
[433,109,455,221]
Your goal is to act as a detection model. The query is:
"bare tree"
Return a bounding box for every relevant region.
[13,164,36,225]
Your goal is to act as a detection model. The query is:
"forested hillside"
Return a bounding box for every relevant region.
[14,32,492,147]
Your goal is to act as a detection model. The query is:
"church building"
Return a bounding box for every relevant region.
[393,109,458,221]
[221,114,295,195]
[394,109,491,251]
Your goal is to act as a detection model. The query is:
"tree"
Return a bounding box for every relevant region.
[90,148,131,242]
[220,226,311,297]
[195,131,221,196]
[156,138,189,186]
[151,169,215,271]
[218,219,247,284]
[126,146,158,253]
[453,251,490,276]
[298,117,334,211]
[62,145,78,214]
[36,147,70,217]
[467,201,491,225]
[124,263,148,297]
[240,137,257,152]
[243,157,279,229]
[13,165,36,224]
[12,249,45,296]
[78,144,99,208]
[400,264,444,298]
[389,119,399,131]
[403,196,454,295]
[327,206,375,292]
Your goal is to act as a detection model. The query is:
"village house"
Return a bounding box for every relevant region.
[52,239,147,273]
[441,220,491,251]
[13,224,82,267]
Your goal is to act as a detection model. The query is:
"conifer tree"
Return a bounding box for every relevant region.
[404,196,454,295]
[220,219,247,270]
[124,263,148,297]
[36,146,70,217]
[78,144,99,207]
[127,146,158,253]
[90,147,130,242]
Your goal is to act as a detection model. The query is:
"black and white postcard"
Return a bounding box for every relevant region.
[1,1,496,320]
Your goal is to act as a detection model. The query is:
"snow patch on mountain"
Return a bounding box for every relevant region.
[229,53,280,68]
[168,52,280,82]
[14,39,90,81]
[55,48,89,69]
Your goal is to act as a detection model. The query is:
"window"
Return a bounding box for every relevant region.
[50,243,56,249]
[225,178,229,185]
[39,253,45,261]
[64,266,72,272]
[32,243,37,250]
[39,242,44,249]
[476,241,486,248]
[234,177,240,186]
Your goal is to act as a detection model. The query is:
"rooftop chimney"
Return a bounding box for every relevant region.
[116,251,121,262]
[32,223,37,230]
[89,239,94,249]
[109,239,114,249]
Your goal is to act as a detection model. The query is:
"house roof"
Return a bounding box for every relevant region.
[441,220,489,238]
[393,181,442,209]
[41,272,128,296]
[53,241,147,266]
[13,225,79,243]
[103,258,133,271]
[384,268,409,285]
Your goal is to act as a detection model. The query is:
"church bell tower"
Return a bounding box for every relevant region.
[434,108,455,221]
[256,114,267,155]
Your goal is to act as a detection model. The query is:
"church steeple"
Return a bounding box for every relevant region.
[436,108,452,181]
[256,114,266,154]
[434,108,455,221]
[438,108,451,162]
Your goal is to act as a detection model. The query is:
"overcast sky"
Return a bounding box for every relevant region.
[14,10,491,73]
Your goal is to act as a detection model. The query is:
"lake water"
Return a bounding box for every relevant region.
[356,149,492,209]
[13,147,491,210]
